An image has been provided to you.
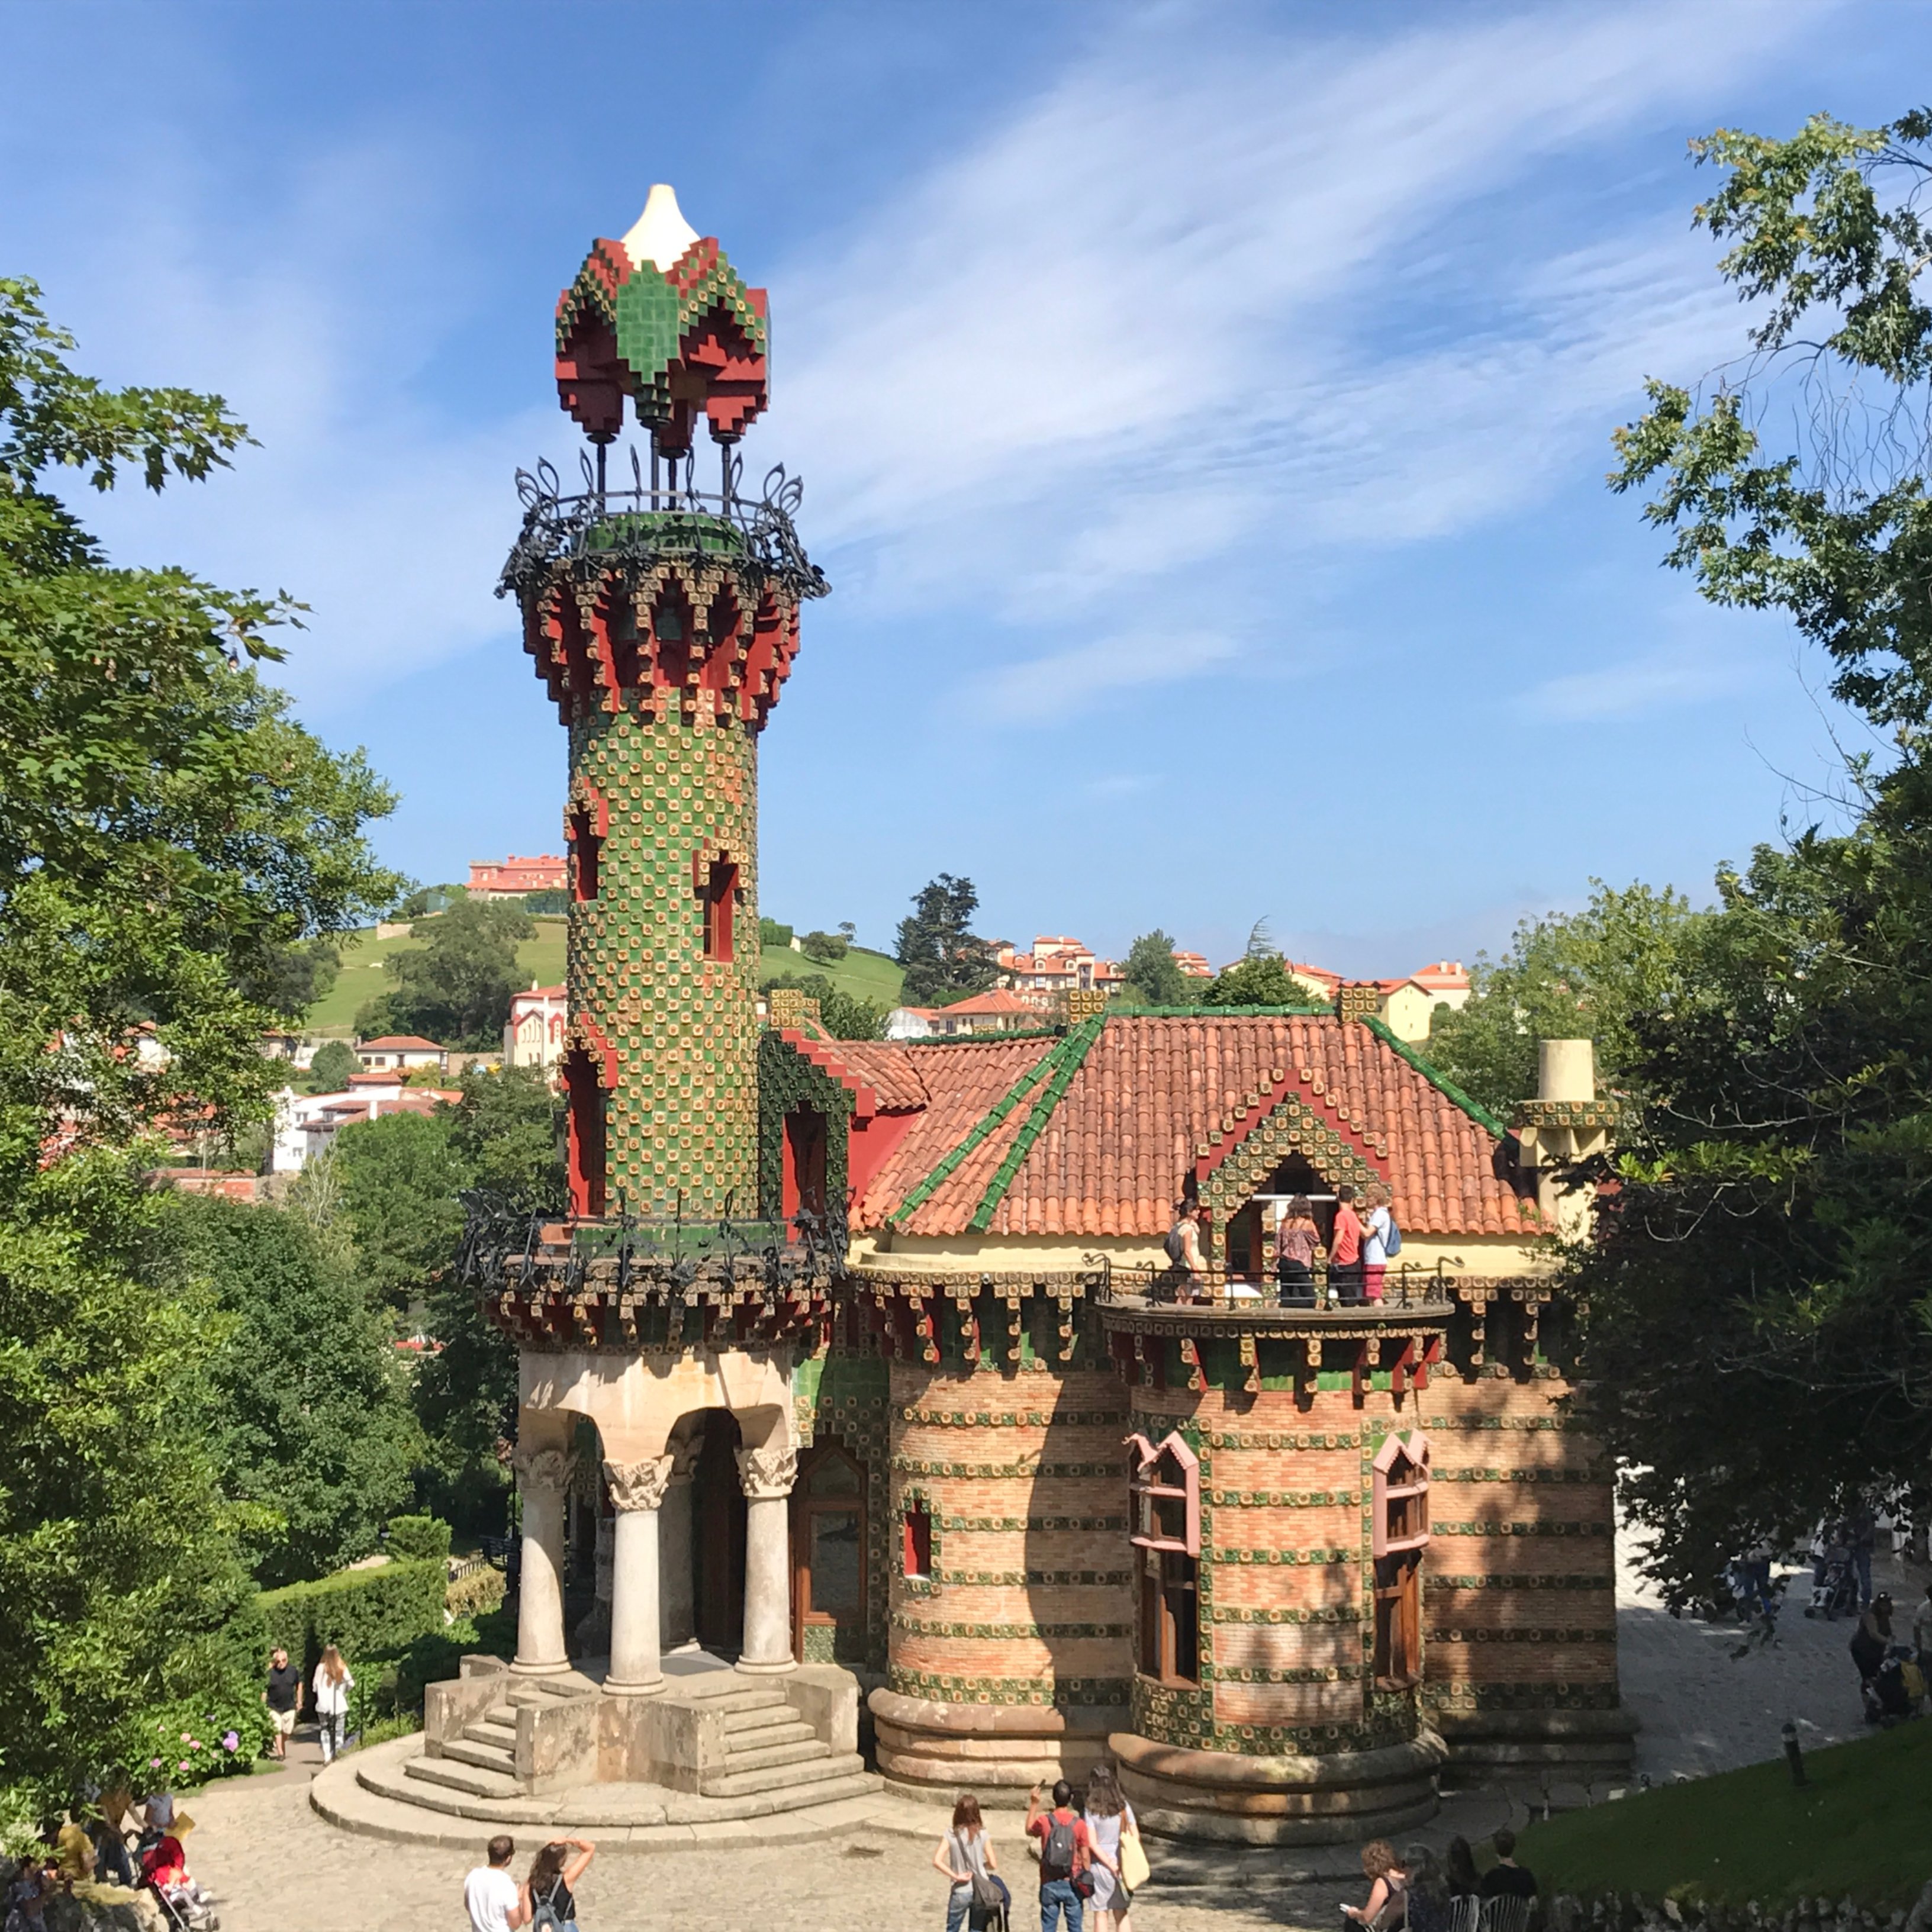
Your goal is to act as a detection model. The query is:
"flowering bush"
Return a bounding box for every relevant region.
[125,1694,275,1788]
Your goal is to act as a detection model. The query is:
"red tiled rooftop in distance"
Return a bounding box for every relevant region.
[357,1034,446,1051]
[856,1015,1532,1241]
[938,987,1037,1018]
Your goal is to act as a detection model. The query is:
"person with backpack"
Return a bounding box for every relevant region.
[522,1837,594,1932]
[932,1792,1008,1932]
[1164,1201,1207,1305]
[1025,1779,1092,1932]
[1361,1183,1400,1302]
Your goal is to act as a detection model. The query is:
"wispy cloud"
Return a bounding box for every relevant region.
[973,630,1237,724]
[1523,646,1753,722]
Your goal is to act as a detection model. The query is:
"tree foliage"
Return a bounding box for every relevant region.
[762,970,888,1041]
[1573,111,1932,1602]
[167,1193,419,1587]
[357,899,533,1048]
[1203,953,1308,1008]
[1421,882,1708,1119]
[0,278,400,1791]
[308,1039,358,1091]
[894,874,997,1004]
[1122,930,1189,1007]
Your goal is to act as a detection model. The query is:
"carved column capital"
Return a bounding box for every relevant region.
[603,1454,675,1513]
[735,1442,797,1501]
[511,1444,578,1494]
[666,1440,704,1487]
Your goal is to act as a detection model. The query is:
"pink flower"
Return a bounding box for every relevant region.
[221,1732,239,1752]
[149,1759,162,1769]
[177,1760,191,1773]
[180,1732,192,1743]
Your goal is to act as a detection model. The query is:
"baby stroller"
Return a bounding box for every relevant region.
[1806,1551,1857,1620]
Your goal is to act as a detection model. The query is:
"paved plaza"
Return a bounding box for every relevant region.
[178,1533,1923,1932]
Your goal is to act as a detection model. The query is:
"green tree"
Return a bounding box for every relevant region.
[168,1193,420,1586]
[330,1109,467,1309]
[1421,882,1706,1119]
[799,929,849,963]
[361,899,534,1048]
[758,917,793,951]
[308,1039,358,1091]
[1567,110,1932,1603]
[764,971,888,1041]
[1203,954,1307,1008]
[894,874,997,1004]
[1122,930,1189,1006]
[0,278,398,1792]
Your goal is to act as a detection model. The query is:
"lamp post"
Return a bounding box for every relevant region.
[1782,1718,1807,1787]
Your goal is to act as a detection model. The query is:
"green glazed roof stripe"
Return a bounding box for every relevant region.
[1109,1002,1333,1018]
[1360,1016,1510,1139]
[887,1038,1062,1228]
[968,1016,1107,1232]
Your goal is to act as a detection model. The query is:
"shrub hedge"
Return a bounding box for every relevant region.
[384,1515,453,1564]
[259,1559,445,1673]
[445,1566,506,1622]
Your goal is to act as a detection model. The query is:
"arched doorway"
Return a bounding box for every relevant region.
[791,1441,866,1664]
[690,1410,747,1653]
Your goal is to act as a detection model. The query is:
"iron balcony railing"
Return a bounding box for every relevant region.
[497,446,829,604]
[1096,1259,1458,1315]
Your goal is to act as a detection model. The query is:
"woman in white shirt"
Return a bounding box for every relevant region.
[1361,1183,1396,1303]
[311,1645,354,1764]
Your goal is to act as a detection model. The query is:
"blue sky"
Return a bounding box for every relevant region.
[0,0,1917,974]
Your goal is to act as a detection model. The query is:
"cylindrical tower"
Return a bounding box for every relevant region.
[500,184,826,1228]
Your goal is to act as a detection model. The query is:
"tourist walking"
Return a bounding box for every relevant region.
[524,1836,594,1931]
[932,1792,1007,1932]
[465,1836,529,1932]
[1025,1779,1092,1932]
[263,1645,302,1760]
[1081,1760,1139,1932]
[1341,1839,1408,1927]
[1848,1505,1878,1608]
[1361,1183,1398,1303]
[1274,1196,1319,1308]
[1329,1184,1366,1306]
[1479,1829,1539,1902]
[311,1644,353,1765]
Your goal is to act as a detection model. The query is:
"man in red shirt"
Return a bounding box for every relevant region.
[1025,1779,1091,1931]
[1329,1183,1364,1306]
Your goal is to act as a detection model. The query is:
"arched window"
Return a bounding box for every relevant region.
[1371,1431,1431,1689]
[1128,1432,1200,1687]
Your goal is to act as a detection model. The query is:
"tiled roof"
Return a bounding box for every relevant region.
[358,1035,446,1051]
[776,1031,929,1115]
[849,1014,1532,1239]
[939,988,1037,1017]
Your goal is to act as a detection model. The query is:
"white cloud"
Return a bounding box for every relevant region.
[1523,647,1752,722]
[973,630,1237,724]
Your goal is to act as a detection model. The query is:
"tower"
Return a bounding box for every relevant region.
[501,185,826,1228]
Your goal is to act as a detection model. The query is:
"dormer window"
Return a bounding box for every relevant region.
[698,855,739,961]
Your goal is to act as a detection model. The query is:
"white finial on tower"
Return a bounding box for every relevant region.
[621,185,700,272]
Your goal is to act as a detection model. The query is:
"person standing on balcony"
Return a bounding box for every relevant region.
[1165,1201,1208,1305]
[1330,1184,1365,1306]
[1361,1183,1395,1303]
[1274,1197,1319,1308]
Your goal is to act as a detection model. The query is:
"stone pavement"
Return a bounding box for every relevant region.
[175,1529,1926,1930]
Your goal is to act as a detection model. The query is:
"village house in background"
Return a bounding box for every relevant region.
[271,1074,460,1172]
[354,1034,449,1074]
[505,981,569,1070]
[468,853,568,899]
[1286,961,1472,1045]
[994,935,1128,1009]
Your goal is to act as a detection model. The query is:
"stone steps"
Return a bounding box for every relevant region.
[720,1735,835,1773]
[723,1708,811,1744]
[700,1749,867,1799]
[469,1718,519,1750]
[404,1753,522,1801]
[442,1735,518,1775]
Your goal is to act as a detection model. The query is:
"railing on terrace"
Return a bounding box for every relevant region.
[1096,1259,1458,1315]
[497,446,829,604]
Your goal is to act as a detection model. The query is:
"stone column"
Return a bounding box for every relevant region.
[659,1437,702,1650]
[603,1455,674,1696]
[735,1442,798,1675]
[511,1442,577,1676]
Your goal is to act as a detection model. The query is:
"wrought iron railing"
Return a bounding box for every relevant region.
[497,446,829,604]
[1094,1258,1458,1313]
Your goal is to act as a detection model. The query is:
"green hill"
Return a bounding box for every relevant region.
[305,917,568,1038]
[1517,1718,1932,1908]
[759,940,904,1010]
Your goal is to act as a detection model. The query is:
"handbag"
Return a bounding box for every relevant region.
[1119,1825,1151,1893]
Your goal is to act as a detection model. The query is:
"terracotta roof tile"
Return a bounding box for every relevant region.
[856,1015,1531,1239]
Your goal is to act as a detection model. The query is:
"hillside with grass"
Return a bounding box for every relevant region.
[306,917,568,1037]
[1517,1720,1932,1908]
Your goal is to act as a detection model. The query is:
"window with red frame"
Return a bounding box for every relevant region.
[901,1502,932,1580]
[568,803,601,902]
[702,859,738,961]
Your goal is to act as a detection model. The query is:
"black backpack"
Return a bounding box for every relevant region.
[1164,1223,1188,1266]
[1042,1812,1076,1878]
